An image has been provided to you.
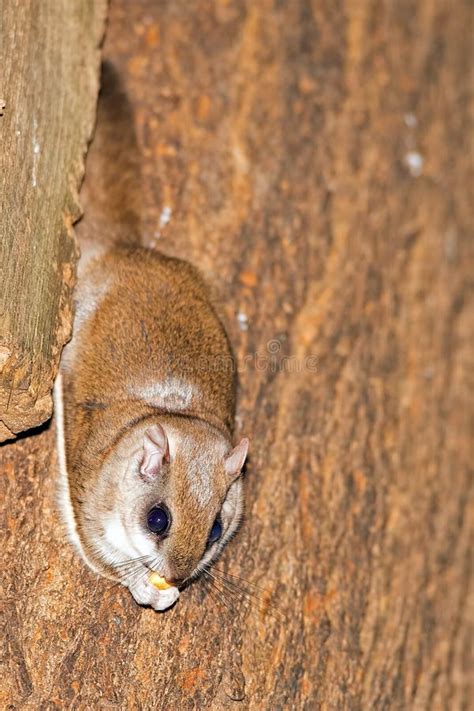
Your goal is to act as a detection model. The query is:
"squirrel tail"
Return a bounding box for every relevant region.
[76,61,142,255]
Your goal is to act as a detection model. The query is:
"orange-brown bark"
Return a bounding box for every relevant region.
[1,0,472,708]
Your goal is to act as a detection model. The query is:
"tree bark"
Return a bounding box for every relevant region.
[0,0,107,441]
[1,0,472,709]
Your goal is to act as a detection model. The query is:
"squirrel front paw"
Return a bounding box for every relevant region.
[127,576,180,611]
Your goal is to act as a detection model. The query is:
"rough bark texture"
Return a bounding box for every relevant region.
[0,0,107,441]
[1,0,473,709]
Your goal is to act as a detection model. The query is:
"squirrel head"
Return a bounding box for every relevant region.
[76,418,248,590]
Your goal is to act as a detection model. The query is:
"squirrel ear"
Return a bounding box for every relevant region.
[140,424,170,479]
[224,438,249,480]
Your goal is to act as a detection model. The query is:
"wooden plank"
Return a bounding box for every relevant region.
[1,0,472,708]
[0,0,107,441]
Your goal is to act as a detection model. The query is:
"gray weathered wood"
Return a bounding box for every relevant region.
[0,0,107,441]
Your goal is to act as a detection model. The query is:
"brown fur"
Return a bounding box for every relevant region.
[57,63,247,595]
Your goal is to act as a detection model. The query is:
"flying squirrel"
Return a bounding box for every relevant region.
[54,62,249,611]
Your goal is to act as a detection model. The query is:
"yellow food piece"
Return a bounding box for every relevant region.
[149,572,171,590]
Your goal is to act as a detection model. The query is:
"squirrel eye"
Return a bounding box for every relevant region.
[208,518,222,545]
[147,506,170,535]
